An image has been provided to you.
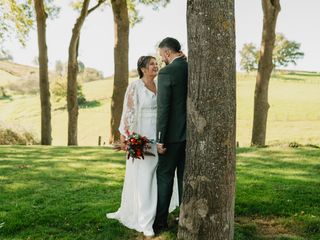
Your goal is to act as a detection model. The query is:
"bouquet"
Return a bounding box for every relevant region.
[114,131,155,160]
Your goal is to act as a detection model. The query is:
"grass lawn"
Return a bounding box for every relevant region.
[1,146,319,239]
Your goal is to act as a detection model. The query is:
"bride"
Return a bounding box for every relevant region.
[106,56,179,237]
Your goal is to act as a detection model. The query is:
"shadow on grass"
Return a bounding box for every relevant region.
[79,100,102,109]
[236,147,259,155]
[53,100,102,111]
[236,147,320,239]
[0,95,12,101]
[287,72,320,77]
[0,146,319,239]
[272,72,320,82]
[274,75,305,81]
[0,146,130,239]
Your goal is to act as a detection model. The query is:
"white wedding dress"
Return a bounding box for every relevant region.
[106,79,179,237]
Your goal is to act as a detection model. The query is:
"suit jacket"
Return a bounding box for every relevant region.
[156,57,188,144]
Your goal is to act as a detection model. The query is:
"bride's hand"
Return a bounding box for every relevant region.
[113,135,127,151]
[145,143,152,149]
[113,141,127,151]
[120,142,127,151]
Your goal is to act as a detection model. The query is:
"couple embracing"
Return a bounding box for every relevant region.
[106,37,188,238]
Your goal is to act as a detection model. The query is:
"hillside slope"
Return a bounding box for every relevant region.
[1,71,320,146]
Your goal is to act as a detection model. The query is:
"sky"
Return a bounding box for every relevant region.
[4,0,320,77]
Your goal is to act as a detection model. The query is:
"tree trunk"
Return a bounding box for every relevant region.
[251,0,281,146]
[67,0,90,146]
[109,0,129,144]
[178,1,236,239]
[34,0,52,145]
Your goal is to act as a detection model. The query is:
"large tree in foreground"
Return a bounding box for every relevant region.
[178,0,236,239]
[251,0,281,147]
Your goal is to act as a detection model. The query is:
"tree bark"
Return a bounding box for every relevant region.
[67,0,90,146]
[67,0,105,146]
[251,0,281,146]
[178,1,236,239]
[34,0,52,145]
[109,0,129,144]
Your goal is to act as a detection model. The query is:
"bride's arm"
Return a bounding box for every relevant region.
[118,82,138,140]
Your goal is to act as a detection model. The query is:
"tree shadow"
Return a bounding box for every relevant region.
[0,95,12,101]
[287,72,320,77]
[79,100,102,109]
[273,75,305,81]
[1,146,319,239]
[236,147,320,216]
[52,100,102,111]
[236,147,259,155]
[0,146,130,239]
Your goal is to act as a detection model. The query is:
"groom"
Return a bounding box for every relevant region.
[154,37,188,232]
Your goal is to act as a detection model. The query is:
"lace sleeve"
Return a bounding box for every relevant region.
[118,82,138,137]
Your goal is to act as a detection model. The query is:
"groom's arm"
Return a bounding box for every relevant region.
[157,70,172,144]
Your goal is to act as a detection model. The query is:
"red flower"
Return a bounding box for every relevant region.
[124,131,154,160]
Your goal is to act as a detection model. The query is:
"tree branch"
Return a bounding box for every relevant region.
[88,0,106,15]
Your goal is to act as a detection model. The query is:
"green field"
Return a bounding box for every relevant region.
[0,70,319,146]
[237,72,320,146]
[0,146,319,239]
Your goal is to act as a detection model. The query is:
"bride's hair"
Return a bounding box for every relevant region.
[137,56,156,79]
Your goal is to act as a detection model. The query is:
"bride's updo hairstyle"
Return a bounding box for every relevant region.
[137,56,156,79]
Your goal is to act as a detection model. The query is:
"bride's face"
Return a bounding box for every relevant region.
[143,58,158,78]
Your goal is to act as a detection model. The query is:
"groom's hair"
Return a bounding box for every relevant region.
[159,37,181,53]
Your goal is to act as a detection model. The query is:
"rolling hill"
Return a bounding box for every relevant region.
[1,61,320,146]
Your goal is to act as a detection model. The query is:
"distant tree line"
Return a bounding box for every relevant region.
[240,33,304,73]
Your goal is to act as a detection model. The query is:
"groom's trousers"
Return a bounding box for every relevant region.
[154,141,186,226]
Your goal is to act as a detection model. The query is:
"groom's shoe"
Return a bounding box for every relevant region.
[153,223,168,234]
[143,236,154,240]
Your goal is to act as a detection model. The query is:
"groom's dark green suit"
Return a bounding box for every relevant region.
[155,56,188,227]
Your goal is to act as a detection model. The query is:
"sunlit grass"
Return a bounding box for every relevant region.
[236,72,320,146]
[0,69,19,85]
[0,146,319,239]
[235,146,320,240]
[0,146,132,240]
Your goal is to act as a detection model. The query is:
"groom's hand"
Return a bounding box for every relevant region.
[157,143,167,155]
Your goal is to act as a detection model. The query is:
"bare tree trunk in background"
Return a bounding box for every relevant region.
[109,0,129,144]
[34,0,52,145]
[67,0,90,146]
[178,0,236,239]
[66,0,105,145]
[251,0,281,146]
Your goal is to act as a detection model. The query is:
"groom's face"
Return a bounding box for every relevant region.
[159,48,170,65]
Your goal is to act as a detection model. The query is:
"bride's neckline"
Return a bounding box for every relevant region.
[140,78,157,96]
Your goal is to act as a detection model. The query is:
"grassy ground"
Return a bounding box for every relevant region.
[1,146,319,239]
[0,71,320,146]
[236,71,320,146]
